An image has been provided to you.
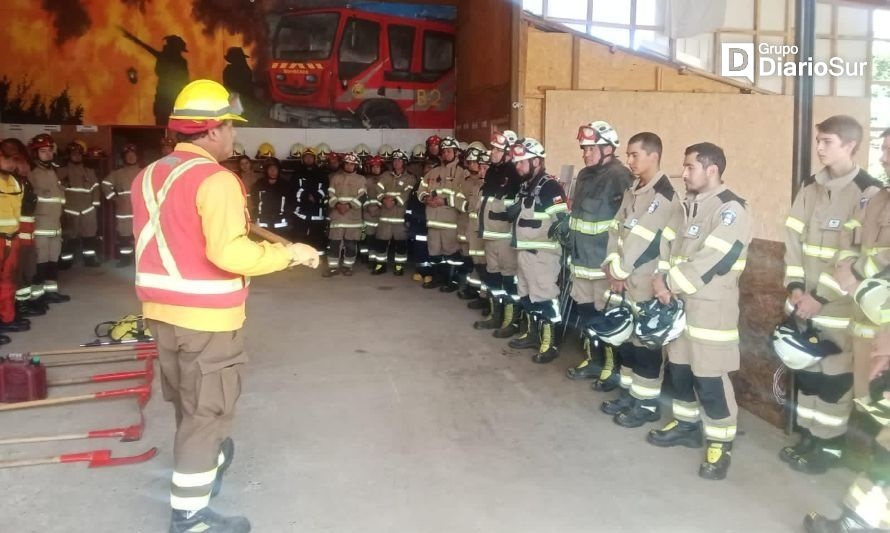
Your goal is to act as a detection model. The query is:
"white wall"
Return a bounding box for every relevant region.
[0,123,454,157]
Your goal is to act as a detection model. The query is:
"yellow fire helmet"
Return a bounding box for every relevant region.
[168,79,247,133]
[256,142,276,159]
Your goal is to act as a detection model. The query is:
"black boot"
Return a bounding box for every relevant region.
[393,264,405,276]
[566,336,604,380]
[321,267,340,278]
[116,252,132,268]
[804,510,875,533]
[439,265,458,293]
[532,321,559,363]
[456,283,477,300]
[493,302,520,338]
[590,345,620,392]
[473,299,503,329]
[371,263,387,275]
[647,420,703,448]
[789,436,845,474]
[600,389,633,415]
[16,301,45,317]
[0,318,30,332]
[211,438,234,498]
[0,334,9,345]
[615,399,661,428]
[467,296,488,311]
[169,508,251,533]
[508,313,540,350]
[699,440,733,480]
[779,428,816,463]
[44,292,71,303]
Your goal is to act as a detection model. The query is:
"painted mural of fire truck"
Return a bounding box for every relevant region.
[268,3,456,129]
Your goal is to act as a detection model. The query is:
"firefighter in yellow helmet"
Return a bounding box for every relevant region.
[134,79,318,533]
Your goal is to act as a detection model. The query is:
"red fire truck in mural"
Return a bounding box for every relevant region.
[268,4,456,129]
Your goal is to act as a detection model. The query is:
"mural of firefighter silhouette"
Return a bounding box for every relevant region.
[120,29,190,126]
[222,47,258,123]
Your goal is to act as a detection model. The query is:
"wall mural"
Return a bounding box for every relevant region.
[0,0,456,129]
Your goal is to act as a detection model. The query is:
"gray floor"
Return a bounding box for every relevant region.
[0,264,855,532]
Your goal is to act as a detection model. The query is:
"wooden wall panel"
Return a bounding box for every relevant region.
[542,91,870,242]
[524,30,573,95]
[455,0,513,140]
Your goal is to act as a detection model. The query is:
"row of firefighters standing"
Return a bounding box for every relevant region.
[0,134,145,343]
[354,118,888,532]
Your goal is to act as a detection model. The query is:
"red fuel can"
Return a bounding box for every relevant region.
[1,356,48,403]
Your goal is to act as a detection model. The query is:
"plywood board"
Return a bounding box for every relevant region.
[543,91,870,241]
[524,29,573,95]
[522,98,545,142]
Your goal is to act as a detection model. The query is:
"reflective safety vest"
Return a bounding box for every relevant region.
[132,151,250,309]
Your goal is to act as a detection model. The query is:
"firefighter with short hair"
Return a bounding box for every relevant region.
[324,152,366,277]
[28,133,70,304]
[561,121,633,389]
[374,149,415,276]
[599,132,682,427]
[417,136,468,290]
[474,131,522,329]
[804,127,890,533]
[504,138,569,363]
[59,140,101,268]
[780,115,882,475]
[647,142,751,481]
[102,143,142,267]
[250,158,291,237]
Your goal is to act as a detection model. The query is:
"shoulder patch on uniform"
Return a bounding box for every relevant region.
[647,199,659,213]
[717,189,747,207]
[652,175,675,201]
[853,170,882,192]
[720,209,737,226]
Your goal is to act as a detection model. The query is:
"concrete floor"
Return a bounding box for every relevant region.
[0,264,857,533]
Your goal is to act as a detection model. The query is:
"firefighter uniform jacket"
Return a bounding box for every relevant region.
[102,165,141,236]
[784,168,881,329]
[569,160,633,281]
[250,178,291,230]
[18,175,36,246]
[293,167,328,223]
[328,170,366,232]
[661,185,752,344]
[512,173,568,253]
[377,170,415,228]
[30,164,65,238]
[479,161,521,242]
[363,175,382,235]
[0,172,22,234]
[417,159,469,231]
[604,174,681,306]
[59,163,100,216]
[840,187,890,282]
[457,172,484,246]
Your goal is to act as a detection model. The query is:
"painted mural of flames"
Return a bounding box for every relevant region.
[0,1,456,129]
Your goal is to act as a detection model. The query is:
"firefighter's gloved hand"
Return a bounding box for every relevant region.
[548,213,570,244]
[505,201,522,222]
[288,243,320,269]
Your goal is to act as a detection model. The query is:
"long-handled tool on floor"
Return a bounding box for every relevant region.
[0,447,158,469]
[43,351,157,368]
[0,413,145,446]
[0,383,151,411]
[80,338,154,348]
[22,342,157,358]
[47,360,154,387]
